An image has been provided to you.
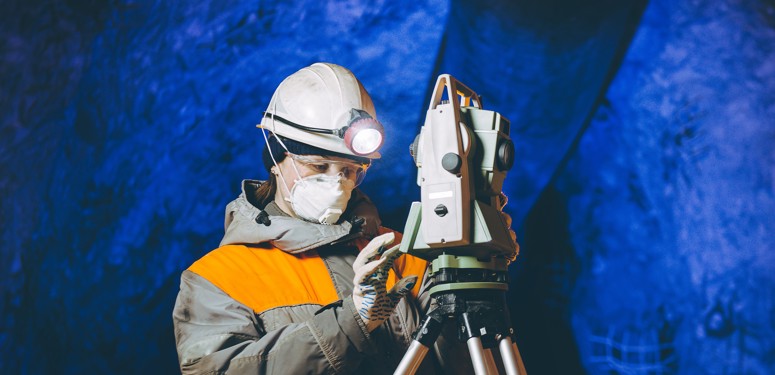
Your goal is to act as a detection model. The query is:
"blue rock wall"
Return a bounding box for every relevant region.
[1,0,773,373]
[437,0,648,223]
[550,0,775,373]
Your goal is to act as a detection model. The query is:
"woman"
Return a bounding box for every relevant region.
[172,63,469,374]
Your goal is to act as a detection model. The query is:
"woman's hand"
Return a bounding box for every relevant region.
[352,233,417,332]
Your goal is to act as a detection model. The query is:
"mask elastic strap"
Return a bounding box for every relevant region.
[273,135,306,188]
[261,105,300,203]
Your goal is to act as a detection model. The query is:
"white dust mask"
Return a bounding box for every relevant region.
[289,174,356,225]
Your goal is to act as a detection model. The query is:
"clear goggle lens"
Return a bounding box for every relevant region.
[288,153,369,186]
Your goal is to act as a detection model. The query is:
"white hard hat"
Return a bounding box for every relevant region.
[258,63,384,158]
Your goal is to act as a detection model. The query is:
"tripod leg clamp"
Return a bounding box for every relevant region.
[414,314,444,347]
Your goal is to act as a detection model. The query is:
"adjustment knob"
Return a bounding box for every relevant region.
[409,134,421,165]
[496,139,515,171]
[434,204,449,217]
[441,152,462,174]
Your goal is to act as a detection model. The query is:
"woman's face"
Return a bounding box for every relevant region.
[272,153,368,214]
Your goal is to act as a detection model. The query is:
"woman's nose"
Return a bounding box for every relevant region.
[328,166,347,176]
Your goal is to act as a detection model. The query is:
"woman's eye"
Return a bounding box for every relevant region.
[310,163,328,173]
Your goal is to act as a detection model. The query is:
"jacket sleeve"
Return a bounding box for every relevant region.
[173,270,376,374]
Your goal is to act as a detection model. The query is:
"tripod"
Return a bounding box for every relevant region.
[393,260,527,375]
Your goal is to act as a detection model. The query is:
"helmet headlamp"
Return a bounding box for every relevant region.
[263,108,384,156]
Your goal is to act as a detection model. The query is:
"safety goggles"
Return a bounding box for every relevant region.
[287,153,370,186]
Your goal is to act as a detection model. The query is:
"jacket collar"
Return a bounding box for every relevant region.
[219,180,381,253]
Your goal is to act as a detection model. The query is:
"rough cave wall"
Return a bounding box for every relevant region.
[1,0,773,373]
[550,1,775,373]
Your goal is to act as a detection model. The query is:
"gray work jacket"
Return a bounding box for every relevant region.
[172,181,472,374]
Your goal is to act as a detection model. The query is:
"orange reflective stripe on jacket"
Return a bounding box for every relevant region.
[188,244,341,314]
[188,230,427,315]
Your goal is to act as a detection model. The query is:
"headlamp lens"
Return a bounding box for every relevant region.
[351,128,383,155]
[344,118,384,156]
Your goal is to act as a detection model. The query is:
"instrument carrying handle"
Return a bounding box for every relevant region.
[428,74,483,111]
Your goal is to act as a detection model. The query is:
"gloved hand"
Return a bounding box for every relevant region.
[352,232,418,332]
[498,192,519,261]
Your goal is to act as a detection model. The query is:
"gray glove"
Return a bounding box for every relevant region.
[352,232,418,332]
